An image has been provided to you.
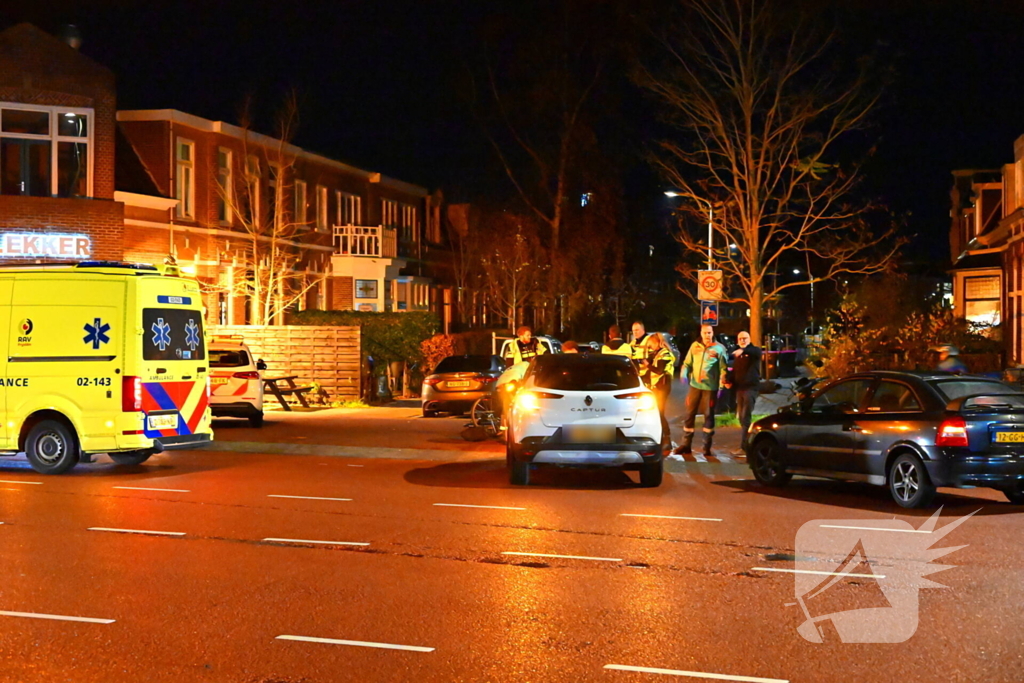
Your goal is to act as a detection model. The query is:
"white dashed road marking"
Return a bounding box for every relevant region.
[604,663,787,682]
[88,527,186,537]
[502,551,621,562]
[276,635,434,652]
[0,480,42,485]
[113,486,190,493]
[620,514,722,522]
[820,524,931,534]
[751,567,884,579]
[267,495,352,502]
[434,503,526,510]
[263,538,370,547]
[0,610,115,625]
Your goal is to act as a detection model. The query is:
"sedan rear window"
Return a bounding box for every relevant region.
[931,379,1019,402]
[434,355,495,374]
[210,349,250,368]
[532,356,641,391]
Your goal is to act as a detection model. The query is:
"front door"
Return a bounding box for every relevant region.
[847,380,926,478]
[786,378,873,473]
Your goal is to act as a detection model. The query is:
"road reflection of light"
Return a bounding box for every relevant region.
[484,525,555,679]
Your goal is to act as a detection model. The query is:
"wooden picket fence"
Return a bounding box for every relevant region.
[208,325,362,403]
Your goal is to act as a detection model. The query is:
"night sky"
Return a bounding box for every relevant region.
[7,0,1024,264]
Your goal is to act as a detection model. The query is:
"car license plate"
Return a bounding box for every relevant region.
[147,413,178,430]
[211,376,230,387]
[564,425,615,443]
[994,431,1024,443]
[446,381,471,388]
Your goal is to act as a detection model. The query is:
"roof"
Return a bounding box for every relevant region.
[115,123,163,196]
[951,251,1002,271]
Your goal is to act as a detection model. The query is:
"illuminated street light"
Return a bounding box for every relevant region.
[664,191,679,197]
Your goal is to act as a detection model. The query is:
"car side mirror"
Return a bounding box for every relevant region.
[257,359,267,371]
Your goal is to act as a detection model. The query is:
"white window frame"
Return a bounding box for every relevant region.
[217,147,233,225]
[268,162,281,227]
[338,191,362,225]
[245,155,261,224]
[0,102,95,198]
[176,137,195,219]
[382,198,399,228]
[294,178,307,228]
[316,185,328,232]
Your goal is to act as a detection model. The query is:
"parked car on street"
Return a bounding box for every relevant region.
[421,355,505,417]
[209,338,266,427]
[506,353,664,487]
[747,370,1024,507]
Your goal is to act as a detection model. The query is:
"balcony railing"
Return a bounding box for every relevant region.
[333,225,397,258]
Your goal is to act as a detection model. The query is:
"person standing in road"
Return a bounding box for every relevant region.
[932,344,968,374]
[724,330,762,454]
[601,325,632,357]
[637,332,675,449]
[629,321,653,362]
[674,324,728,456]
[505,326,547,367]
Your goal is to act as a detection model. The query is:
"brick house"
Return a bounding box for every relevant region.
[1,23,447,326]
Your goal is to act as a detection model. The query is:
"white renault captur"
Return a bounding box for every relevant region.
[506,354,663,487]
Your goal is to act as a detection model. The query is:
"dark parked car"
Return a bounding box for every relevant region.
[421,355,504,417]
[747,371,1024,507]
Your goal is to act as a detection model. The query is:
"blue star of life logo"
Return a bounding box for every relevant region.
[185,319,201,351]
[151,318,172,351]
[83,317,111,350]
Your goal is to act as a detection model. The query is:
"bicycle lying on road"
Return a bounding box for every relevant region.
[470,395,501,438]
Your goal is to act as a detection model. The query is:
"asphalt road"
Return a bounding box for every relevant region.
[0,433,1021,682]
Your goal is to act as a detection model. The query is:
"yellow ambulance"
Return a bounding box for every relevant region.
[0,261,213,474]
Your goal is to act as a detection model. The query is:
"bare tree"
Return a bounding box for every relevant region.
[637,0,903,344]
[211,94,324,325]
[445,203,483,327]
[479,213,548,332]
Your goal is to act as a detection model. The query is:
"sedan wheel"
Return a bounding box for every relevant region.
[889,453,936,508]
[750,438,791,487]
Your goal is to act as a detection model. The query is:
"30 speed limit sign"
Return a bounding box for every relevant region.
[696,270,722,301]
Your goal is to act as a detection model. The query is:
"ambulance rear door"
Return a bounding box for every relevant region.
[135,278,209,441]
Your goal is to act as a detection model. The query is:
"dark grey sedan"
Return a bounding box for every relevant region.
[747,371,1024,508]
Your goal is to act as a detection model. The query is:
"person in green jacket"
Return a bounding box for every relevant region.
[674,324,728,456]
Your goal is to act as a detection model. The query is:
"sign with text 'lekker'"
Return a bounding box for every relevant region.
[0,233,92,259]
[696,270,722,301]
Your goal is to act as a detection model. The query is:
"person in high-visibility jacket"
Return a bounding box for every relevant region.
[505,326,547,366]
[638,331,675,448]
[601,324,631,357]
[629,321,655,362]
[675,324,728,456]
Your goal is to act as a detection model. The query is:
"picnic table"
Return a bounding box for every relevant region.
[262,375,314,411]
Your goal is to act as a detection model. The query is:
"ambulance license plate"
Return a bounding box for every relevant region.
[995,431,1024,443]
[147,413,178,430]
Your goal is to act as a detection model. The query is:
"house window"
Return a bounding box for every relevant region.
[400,203,417,243]
[294,178,307,227]
[382,198,399,228]
[217,147,233,225]
[338,191,362,225]
[175,138,195,219]
[355,279,378,299]
[316,185,328,231]
[268,163,281,226]
[0,104,92,198]
[245,155,260,224]
[964,275,1001,326]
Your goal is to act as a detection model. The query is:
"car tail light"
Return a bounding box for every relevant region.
[478,375,498,383]
[233,371,261,380]
[424,377,442,387]
[936,417,968,447]
[616,392,657,411]
[122,376,143,412]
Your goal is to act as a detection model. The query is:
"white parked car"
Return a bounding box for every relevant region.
[209,338,266,427]
[506,353,663,487]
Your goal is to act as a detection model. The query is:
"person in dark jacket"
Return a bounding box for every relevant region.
[724,331,762,453]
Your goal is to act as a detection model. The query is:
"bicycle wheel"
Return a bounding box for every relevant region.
[471,396,493,427]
